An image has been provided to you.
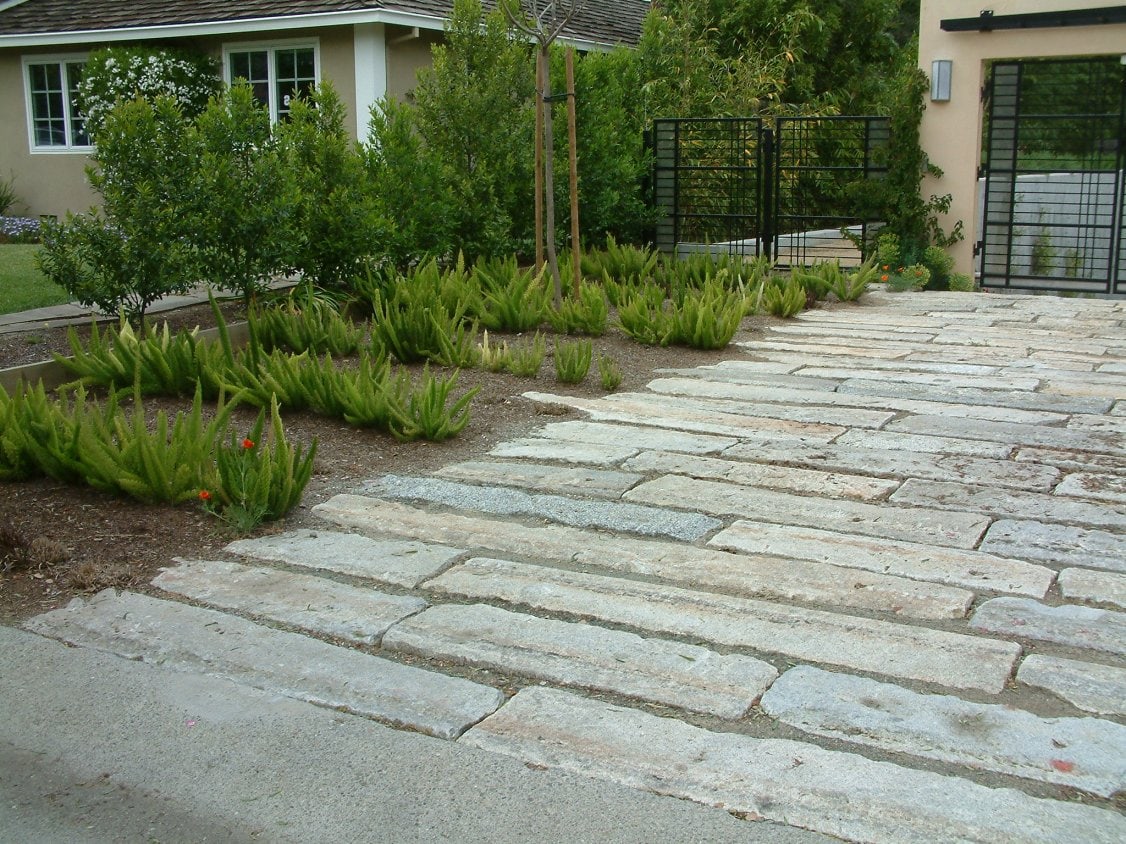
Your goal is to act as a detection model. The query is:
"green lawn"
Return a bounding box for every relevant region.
[0,244,70,315]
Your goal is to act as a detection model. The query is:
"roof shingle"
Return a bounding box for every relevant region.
[0,1,649,47]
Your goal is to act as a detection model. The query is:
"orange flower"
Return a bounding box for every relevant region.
[242,438,255,449]
[882,264,889,271]
[880,274,889,282]
[198,489,212,501]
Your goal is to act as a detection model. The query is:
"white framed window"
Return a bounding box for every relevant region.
[222,39,319,122]
[23,54,91,152]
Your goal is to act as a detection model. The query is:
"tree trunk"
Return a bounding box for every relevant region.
[565,47,580,299]
[534,50,545,273]
[541,44,562,307]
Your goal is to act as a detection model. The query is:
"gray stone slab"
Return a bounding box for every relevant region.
[887,414,1123,454]
[625,475,991,549]
[152,559,427,645]
[535,419,738,455]
[1018,655,1126,716]
[790,367,1042,392]
[1068,414,1126,436]
[427,558,1019,692]
[435,460,643,498]
[760,665,1126,797]
[1016,447,1126,475]
[1056,472,1126,504]
[1058,568,1126,611]
[365,474,720,542]
[980,519,1126,573]
[523,391,845,444]
[710,521,1054,598]
[970,597,1126,656]
[461,687,1126,844]
[1043,379,1126,399]
[736,339,913,359]
[646,377,1065,427]
[834,429,1014,459]
[837,377,1113,415]
[313,496,974,620]
[382,603,777,719]
[723,438,1059,491]
[23,590,502,739]
[627,387,898,429]
[225,529,464,589]
[767,323,938,342]
[891,478,1126,531]
[489,438,638,466]
[658,368,846,392]
[623,450,900,501]
[935,332,1106,356]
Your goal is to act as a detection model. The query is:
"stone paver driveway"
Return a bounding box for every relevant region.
[27,290,1126,842]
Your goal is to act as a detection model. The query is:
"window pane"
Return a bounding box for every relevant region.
[276,49,295,78]
[229,51,270,109]
[274,48,316,120]
[28,63,66,146]
[66,63,89,146]
[296,48,315,78]
[250,51,269,80]
[230,52,250,81]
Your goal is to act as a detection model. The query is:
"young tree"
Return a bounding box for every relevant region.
[501,0,586,305]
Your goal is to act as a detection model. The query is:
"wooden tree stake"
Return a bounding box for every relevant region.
[565,46,581,299]
[534,50,545,272]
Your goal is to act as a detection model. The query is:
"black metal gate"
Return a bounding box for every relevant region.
[651,116,889,266]
[980,58,1126,295]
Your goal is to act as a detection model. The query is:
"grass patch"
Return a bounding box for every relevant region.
[0,245,69,315]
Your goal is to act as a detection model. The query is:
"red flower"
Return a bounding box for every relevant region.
[198,489,212,501]
[241,438,255,450]
[880,274,889,282]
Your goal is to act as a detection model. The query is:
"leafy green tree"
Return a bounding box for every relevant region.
[276,82,388,290]
[38,97,198,323]
[191,84,300,305]
[411,0,535,259]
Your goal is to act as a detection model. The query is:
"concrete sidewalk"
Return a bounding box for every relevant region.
[0,626,823,843]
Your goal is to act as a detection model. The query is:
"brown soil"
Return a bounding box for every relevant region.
[0,299,771,624]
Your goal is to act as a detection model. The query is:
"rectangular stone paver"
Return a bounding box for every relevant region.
[622,450,900,501]
[313,497,974,620]
[888,415,1123,454]
[980,520,1126,573]
[1058,568,1126,611]
[709,521,1054,597]
[760,665,1126,797]
[837,377,1113,415]
[737,339,914,359]
[658,366,842,392]
[624,475,992,549]
[624,388,898,429]
[790,367,1042,392]
[1054,472,1126,505]
[834,429,1015,459]
[365,474,721,542]
[534,419,738,455]
[426,558,1019,692]
[723,439,1060,492]
[1018,655,1126,716]
[970,597,1126,657]
[890,478,1126,531]
[153,559,427,645]
[1017,446,1126,474]
[23,590,502,740]
[647,376,1067,427]
[382,603,777,719]
[461,687,1126,844]
[489,438,638,466]
[523,392,845,444]
[225,529,464,589]
[435,460,643,498]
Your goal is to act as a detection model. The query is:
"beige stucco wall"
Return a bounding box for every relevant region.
[0,48,98,218]
[918,0,1126,276]
[387,28,443,102]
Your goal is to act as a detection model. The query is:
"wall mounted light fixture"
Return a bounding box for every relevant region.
[931,59,953,101]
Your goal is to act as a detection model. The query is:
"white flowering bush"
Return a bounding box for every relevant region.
[77,47,220,138]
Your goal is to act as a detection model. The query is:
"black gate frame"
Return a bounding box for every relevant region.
[651,116,890,267]
[979,57,1126,295]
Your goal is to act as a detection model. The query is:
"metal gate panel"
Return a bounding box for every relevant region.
[652,118,765,258]
[980,58,1126,295]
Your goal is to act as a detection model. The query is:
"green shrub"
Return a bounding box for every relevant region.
[472,255,548,331]
[505,333,547,377]
[547,281,608,336]
[886,263,931,292]
[670,279,744,349]
[828,259,878,302]
[580,235,658,282]
[206,396,317,531]
[370,260,479,367]
[392,367,479,442]
[598,354,622,391]
[57,319,207,396]
[251,288,363,357]
[0,172,18,217]
[38,97,199,323]
[762,276,806,318]
[948,271,976,292]
[617,283,677,345]
[554,338,593,384]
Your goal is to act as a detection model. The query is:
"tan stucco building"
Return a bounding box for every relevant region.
[917,1,1126,285]
[0,0,646,218]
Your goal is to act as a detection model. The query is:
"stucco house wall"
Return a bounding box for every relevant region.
[917,0,1126,277]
